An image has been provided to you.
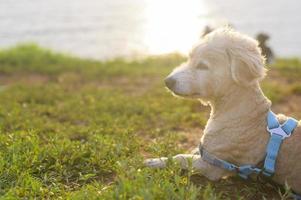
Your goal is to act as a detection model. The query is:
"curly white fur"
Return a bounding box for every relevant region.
[145,28,301,193]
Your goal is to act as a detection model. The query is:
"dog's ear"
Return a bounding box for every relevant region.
[227,49,266,86]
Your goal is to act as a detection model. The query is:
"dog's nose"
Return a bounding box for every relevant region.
[164,77,176,89]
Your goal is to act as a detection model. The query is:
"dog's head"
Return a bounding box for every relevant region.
[165,28,266,101]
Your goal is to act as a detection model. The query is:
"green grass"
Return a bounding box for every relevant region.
[0,44,300,199]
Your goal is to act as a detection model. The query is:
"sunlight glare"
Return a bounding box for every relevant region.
[143,0,209,55]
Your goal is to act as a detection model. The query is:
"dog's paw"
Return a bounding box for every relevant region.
[144,157,167,168]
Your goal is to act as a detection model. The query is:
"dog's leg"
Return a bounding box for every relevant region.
[144,157,168,168]
[144,154,202,169]
[145,154,229,181]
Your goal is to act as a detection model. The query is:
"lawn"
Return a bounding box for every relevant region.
[0,44,301,199]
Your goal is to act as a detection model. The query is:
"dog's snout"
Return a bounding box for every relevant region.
[165,77,176,89]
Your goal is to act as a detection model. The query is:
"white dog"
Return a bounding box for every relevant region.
[145,28,301,194]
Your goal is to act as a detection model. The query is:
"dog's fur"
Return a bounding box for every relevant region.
[145,28,301,193]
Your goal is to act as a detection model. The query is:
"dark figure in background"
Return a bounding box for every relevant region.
[256,33,274,64]
[201,24,234,38]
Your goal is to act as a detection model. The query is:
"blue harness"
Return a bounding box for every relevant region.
[199,110,299,195]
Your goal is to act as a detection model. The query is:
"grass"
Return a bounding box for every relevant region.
[0,44,301,199]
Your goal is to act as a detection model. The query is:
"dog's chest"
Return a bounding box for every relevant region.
[201,120,269,164]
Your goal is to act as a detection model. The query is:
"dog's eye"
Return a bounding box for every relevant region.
[196,62,209,70]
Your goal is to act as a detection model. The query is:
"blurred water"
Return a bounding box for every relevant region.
[0,0,300,59]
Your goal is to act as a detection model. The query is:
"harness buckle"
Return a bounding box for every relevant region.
[237,165,261,179]
[228,164,239,171]
[267,126,290,139]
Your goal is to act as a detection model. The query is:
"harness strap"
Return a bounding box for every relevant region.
[264,110,298,176]
[263,134,284,176]
[267,110,279,129]
[282,118,299,134]
[200,147,261,179]
[200,146,237,172]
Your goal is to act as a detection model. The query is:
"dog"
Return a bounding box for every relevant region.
[144,28,301,194]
